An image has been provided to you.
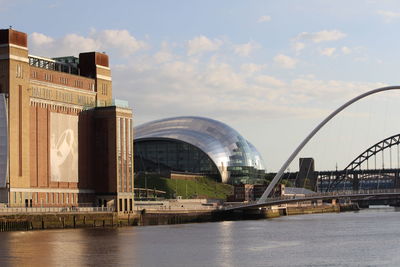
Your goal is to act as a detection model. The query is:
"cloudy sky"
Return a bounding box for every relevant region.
[3,0,400,172]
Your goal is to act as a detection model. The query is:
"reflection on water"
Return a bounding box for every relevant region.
[0,207,400,266]
[218,221,234,267]
[0,228,137,267]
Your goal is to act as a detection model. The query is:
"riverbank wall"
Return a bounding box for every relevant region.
[120,211,217,226]
[218,203,359,221]
[0,203,360,231]
[0,212,118,231]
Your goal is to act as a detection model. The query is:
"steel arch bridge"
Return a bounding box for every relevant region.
[346,133,400,171]
[319,133,400,191]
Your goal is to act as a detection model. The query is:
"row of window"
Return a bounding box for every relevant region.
[12,192,78,205]
[30,100,81,114]
[117,117,133,192]
[74,80,83,88]
[31,70,95,90]
[119,198,133,212]
[16,64,23,79]
[101,83,108,95]
[44,73,53,82]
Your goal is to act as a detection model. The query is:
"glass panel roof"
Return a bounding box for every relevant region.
[135,116,266,183]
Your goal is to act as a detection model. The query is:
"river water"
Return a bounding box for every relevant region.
[0,207,400,266]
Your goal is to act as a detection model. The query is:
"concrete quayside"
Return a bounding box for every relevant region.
[0,200,359,231]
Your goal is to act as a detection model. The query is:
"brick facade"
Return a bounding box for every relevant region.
[0,28,133,210]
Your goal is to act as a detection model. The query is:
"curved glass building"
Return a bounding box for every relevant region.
[134,116,266,184]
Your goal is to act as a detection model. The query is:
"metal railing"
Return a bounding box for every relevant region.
[261,188,400,203]
[224,188,400,210]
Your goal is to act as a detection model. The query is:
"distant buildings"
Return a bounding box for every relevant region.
[134,116,266,184]
[230,184,315,202]
[0,28,133,211]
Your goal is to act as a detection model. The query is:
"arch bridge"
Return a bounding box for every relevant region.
[319,133,400,192]
[256,85,400,205]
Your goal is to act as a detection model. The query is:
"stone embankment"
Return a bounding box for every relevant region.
[0,213,118,231]
[0,203,360,231]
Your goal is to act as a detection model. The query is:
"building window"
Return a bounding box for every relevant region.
[59,77,68,85]
[101,84,108,95]
[44,73,53,82]
[74,80,83,88]
[16,64,23,78]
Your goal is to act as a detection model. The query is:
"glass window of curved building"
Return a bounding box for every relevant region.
[134,116,266,185]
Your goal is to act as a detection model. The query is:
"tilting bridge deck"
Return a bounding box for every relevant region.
[224,189,400,211]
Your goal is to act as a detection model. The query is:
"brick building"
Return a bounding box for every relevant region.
[231,184,268,202]
[0,28,134,212]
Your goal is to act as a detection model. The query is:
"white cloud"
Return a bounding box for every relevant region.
[112,48,387,130]
[187,35,222,56]
[30,32,54,46]
[274,54,297,69]
[378,10,400,22]
[289,79,386,103]
[234,42,260,56]
[204,62,246,90]
[154,51,174,63]
[28,29,147,58]
[255,75,286,87]
[341,46,352,54]
[93,29,147,56]
[153,42,174,63]
[295,30,346,43]
[293,42,305,53]
[61,34,100,53]
[240,63,265,74]
[258,15,271,23]
[27,30,386,127]
[320,47,336,57]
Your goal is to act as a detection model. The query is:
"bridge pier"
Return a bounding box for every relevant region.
[394,172,400,189]
[352,174,359,191]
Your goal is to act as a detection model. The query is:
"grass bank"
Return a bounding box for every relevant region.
[135,175,233,199]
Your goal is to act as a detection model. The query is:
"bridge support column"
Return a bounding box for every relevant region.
[395,172,400,189]
[352,174,359,191]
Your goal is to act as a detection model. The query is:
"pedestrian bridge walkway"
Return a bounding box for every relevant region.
[224,188,400,211]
